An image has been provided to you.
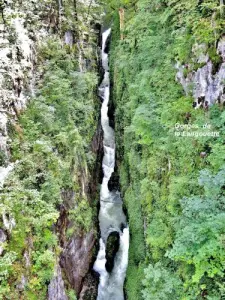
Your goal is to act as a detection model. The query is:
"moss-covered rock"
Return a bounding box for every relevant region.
[105,231,120,272]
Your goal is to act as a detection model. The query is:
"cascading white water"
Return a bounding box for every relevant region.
[93,28,129,300]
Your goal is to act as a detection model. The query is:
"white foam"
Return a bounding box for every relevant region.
[94,28,129,300]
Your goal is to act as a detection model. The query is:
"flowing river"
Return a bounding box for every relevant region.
[93,28,129,300]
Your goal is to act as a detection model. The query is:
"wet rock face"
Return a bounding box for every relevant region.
[176,39,225,108]
[79,273,99,300]
[108,170,120,191]
[105,231,120,272]
[104,32,111,54]
[48,265,68,300]
[91,120,104,192]
[60,230,96,295]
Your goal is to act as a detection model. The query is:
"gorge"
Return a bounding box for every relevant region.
[93,28,129,300]
[1,0,225,300]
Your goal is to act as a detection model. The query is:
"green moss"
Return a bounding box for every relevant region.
[7,225,27,258]
[208,47,223,74]
[67,289,77,300]
[192,62,206,72]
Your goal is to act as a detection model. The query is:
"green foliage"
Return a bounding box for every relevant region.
[67,289,77,300]
[142,263,182,300]
[68,199,93,234]
[125,263,144,300]
[101,0,137,12]
[0,252,17,281]
[109,0,225,298]
[167,167,225,288]
[125,186,145,263]
[0,150,7,167]
[0,24,98,298]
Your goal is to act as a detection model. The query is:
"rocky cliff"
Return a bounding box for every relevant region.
[176,39,225,109]
[0,0,103,299]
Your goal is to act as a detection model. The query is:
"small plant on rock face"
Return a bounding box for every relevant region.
[67,289,77,300]
[68,198,93,233]
[0,150,7,167]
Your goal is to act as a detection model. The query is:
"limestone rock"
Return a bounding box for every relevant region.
[0,229,7,255]
[61,230,96,295]
[217,37,225,61]
[16,275,27,291]
[48,265,68,300]
[176,40,225,108]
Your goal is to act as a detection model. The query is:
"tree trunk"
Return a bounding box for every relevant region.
[119,8,125,40]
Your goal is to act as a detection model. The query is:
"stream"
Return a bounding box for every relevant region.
[93,28,129,300]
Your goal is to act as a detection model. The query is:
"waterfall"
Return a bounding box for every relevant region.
[93,28,129,300]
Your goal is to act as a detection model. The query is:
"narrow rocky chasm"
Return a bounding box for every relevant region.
[3,0,225,299]
[0,1,105,299]
[93,28,129,300]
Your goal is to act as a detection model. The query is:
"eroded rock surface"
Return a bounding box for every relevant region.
[0,1,51,161]
[61,230,96,295]
[176,39,225,108]
[0,229,7,255]
[105,231,120,272]
[48,265,68,300]
[79,273,98,300]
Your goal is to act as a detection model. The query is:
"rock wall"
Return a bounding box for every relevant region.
[0,0,101,162]
[176,39,225,109]
[0,0,51,160]
[0,0,103,299]
[61,230,96,296]
[48,265,68,300]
